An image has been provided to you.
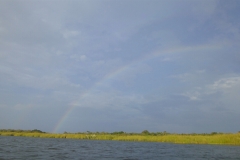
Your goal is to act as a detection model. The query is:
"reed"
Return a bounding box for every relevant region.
[1,130,240,145]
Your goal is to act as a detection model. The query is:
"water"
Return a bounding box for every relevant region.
[0,136,240,160]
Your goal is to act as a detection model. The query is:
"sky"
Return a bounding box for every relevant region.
[0,0,240,133]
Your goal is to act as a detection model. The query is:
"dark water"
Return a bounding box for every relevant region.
[0,136,240,160]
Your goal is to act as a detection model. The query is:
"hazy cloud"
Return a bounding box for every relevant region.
[1,0,240,133]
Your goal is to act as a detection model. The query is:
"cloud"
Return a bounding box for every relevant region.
[210,76,240,90]
[181,91,202,101]
[1,0,240,133]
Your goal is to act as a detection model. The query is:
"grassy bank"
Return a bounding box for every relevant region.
[1,130,240,145]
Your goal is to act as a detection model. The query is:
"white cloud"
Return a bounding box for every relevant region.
[176,75,240,113]
[210,76,240,90]
[181,91,201,101]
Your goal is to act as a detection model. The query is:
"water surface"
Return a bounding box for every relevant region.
[0,136,240,159]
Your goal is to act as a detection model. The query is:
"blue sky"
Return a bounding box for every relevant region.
[1,0,240,133]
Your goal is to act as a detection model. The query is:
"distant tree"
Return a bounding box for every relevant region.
[112,131,125,135]
[156,132,163,135]
[163,131,169,135]
[211,132,218,135]
[141,130,150,135]
[151,132,157,136]
[31,129,44,133]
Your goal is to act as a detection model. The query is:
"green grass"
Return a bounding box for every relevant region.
[1,130,240,145]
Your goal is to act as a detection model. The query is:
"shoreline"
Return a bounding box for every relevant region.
[1,131,240,146]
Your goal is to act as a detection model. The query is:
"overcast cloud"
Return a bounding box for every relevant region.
[0,0,240,133]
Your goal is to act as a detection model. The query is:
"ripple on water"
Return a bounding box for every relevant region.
[0,136,240,160]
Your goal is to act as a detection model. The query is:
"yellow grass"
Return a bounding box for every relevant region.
[1,131,240,145]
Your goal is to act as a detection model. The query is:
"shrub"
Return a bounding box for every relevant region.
[141,130,150,135]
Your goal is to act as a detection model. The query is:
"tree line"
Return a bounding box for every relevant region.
[0,129,45,133]
[1,129,239,135]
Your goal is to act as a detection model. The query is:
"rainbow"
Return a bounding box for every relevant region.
[52,44,222,133]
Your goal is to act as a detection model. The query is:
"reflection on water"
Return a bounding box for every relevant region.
[0,136,240,159]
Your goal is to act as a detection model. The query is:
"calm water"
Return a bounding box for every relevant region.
[0,136,240,160]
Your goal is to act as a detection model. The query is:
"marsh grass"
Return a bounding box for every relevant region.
[1,130,240,145]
